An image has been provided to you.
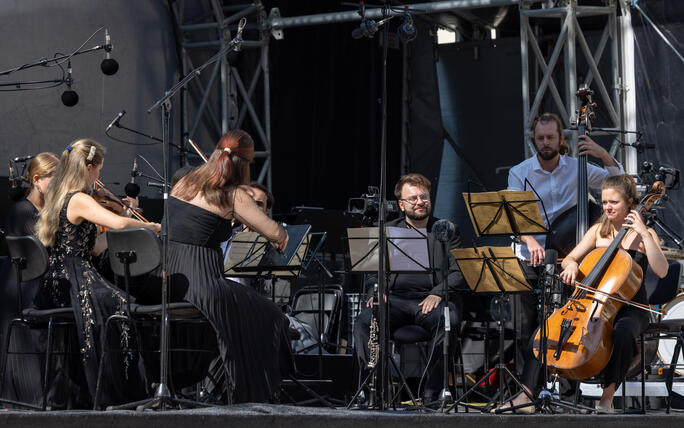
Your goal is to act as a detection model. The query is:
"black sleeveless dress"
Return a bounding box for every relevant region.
[33,192,146,408]
[151,196,292,403]
[601,249,650,388]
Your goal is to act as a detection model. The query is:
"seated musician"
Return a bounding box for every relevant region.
[353,173,465,402]
[504,113,624,411]
[504,175,668,413]
[508,112,624,266]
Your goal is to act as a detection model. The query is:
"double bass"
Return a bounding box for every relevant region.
[546,86,601,257]
[532,182,665,380]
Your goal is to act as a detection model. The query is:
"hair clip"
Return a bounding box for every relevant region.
[223,147,232,154]
[66,145,73,152]
[86,146,97,162]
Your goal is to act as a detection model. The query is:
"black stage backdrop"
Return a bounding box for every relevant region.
[267,1,402,214]
[632,0,684,248]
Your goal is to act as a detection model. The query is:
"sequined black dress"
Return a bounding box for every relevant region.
[33,192,146,408]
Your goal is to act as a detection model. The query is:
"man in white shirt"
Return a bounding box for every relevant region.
[500,112,624,412]
[508,112,624,266]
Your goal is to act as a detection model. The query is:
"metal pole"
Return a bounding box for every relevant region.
[520,3,532,158]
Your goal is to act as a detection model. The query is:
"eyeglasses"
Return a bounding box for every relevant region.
[400,193,430,205]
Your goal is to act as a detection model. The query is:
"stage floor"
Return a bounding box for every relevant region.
[2,404,684,428]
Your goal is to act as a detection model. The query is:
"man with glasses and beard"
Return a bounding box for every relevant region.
[353,173,465,404]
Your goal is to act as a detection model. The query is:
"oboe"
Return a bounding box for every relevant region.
[366,283,379,406]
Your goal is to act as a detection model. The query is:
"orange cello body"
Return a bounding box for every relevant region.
[532,247,643,380]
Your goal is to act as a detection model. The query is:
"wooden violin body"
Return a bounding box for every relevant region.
[533,247,643,380]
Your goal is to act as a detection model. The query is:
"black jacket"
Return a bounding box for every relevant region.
[369,216,465,299]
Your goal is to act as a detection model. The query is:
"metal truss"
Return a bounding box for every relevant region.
[519,0,636,169]
[166,0,640,189]
[168,0,272,188]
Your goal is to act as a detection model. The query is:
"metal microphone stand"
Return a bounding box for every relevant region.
[107,19,246,411]
[435,231,454,411]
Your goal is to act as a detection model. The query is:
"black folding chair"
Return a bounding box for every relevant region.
[95,228,213,410]
[0,235,75,410]
[638,260,684,413]
[290,284,344,353]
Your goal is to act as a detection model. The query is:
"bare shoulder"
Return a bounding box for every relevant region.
[69,191,95,206]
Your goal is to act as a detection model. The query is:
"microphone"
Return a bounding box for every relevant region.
[13,155,35,163]
[627,141,656,150]
[433,219,457,243]
[543,249,561,307]
[397,13,417,43]
[147,181,168,190]
[8,161,26,201]
[106,110,126,132]
[124,157,141,198]
[659,167,678,175]
[100,29,119,75]
[352,19,378,39]
[234,17,247,52]
[61,60,79,107]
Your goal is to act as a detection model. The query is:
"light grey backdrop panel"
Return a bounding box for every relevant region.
[0,0,179,198]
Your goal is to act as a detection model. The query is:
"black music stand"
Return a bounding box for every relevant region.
[448,246,534,412]
[345,226,431,409]
[463,188,549,239]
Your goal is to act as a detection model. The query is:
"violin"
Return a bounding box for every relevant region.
[91,179,150,233]
[532,181,666,380]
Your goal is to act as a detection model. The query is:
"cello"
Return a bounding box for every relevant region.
[532,181,666,380]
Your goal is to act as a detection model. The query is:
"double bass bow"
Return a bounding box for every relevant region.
[532,181,666,380]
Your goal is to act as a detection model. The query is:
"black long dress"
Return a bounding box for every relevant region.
[601,249,651,388]
[33,192,146,408]
[147,196,293,403]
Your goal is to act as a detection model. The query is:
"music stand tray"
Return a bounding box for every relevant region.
[449,246,534,413]
[346,226,430,274]
[451,246,532,294]
[463,190,549,238]
[224,225,312,278]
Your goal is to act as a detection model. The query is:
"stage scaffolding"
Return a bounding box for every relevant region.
[519,0,638,172]
[167,0,640,189]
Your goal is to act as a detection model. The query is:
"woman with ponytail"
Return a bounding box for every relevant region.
[34,139,160,408]
[144,129,291,404]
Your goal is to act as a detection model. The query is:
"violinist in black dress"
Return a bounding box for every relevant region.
[140,130,293,403]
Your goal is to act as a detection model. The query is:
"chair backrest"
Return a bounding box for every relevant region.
[291,285,343,339]
[646,260,682,305]
[6,235,49,281]
[106,228,161,277]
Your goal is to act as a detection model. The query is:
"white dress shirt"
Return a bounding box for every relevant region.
[507,154,623,259]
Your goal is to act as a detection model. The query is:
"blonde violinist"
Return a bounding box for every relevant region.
[34,139,160,408]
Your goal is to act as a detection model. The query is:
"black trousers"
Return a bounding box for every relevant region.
[353,294,461,395]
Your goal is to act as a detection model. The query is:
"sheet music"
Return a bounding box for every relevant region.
[347,227,379,272]
[387,227,430,272]
[224,232,268,274]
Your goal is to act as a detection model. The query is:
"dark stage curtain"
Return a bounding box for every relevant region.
[267,1,402,212]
